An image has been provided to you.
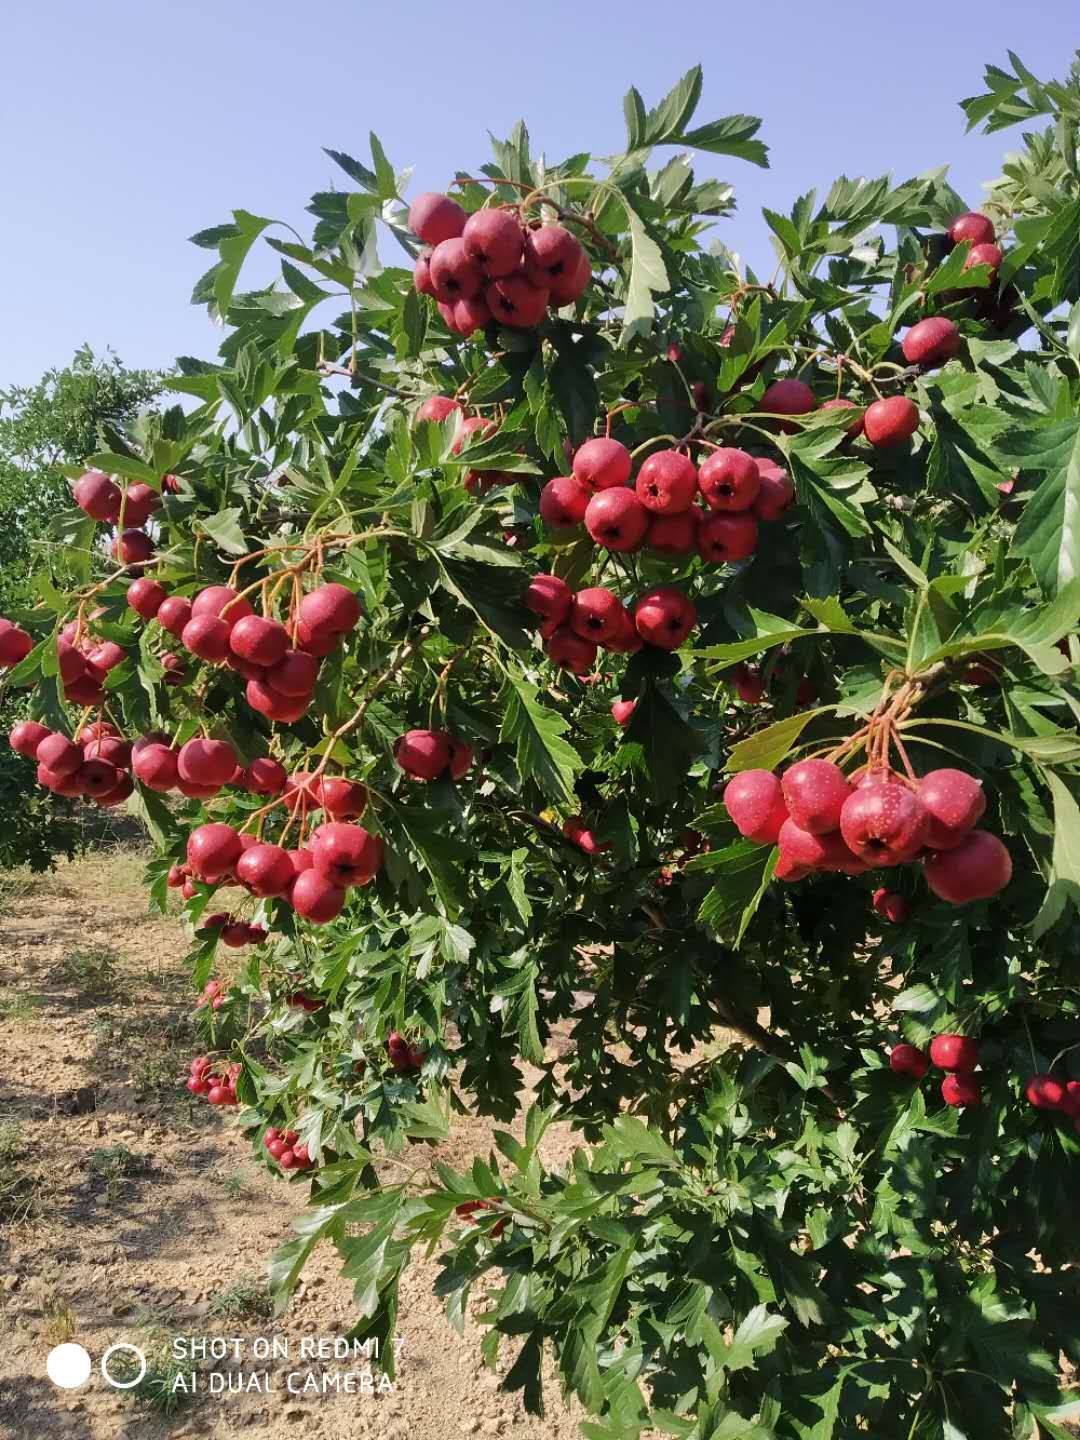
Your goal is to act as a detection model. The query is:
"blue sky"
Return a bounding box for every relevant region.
[1,2,1076,388]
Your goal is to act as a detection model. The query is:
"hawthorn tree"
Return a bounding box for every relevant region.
[4,51,1080,1439]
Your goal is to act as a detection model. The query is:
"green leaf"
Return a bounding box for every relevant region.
[500,674,583,807]
[623,679,702,795]
[690,840,775,940]
[620,202,669,345]
[678,114,769,167]
[84,451,159,485]
[725,710,829,773]
[199,507,249,556]
[1032,770,1080,936]
[1002,419,1080,594]
[723,1305,788,1373]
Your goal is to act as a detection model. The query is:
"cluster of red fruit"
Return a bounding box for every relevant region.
[196,978,228,1010]
[186,1055,240,1104]
[723,760,1012,905]
[524,572,696,675]
[386,1031,425,1074]
[889,1034,985,1107]
[727,660,815,708]
[538,437,794,562]
[127,579,361,725]
[1021,1071,1080,1127]
[9,719,135,807]
[199,914,268,949]
[395,727,473,782]
[262,1127,315,1171]
[409,191,591,336]
[185,817,383,925]
[72,468,170,571]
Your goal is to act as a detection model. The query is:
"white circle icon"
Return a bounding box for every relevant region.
[46,1343,92,1389]
[101,1342,147,1389]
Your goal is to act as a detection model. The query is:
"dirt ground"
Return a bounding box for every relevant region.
[0,848,588,1440]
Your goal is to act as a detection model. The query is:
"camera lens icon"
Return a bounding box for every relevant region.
[100,1342,148,1388]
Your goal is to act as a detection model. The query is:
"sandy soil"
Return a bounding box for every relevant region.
[0,849,587,1440]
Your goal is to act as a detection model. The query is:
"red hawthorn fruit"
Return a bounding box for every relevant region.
[667,343,683,363]
[611,699,637,727]
[647,508,700,557]
[176,776,223,801]
[585,489,650,552]
[563,816,611,856]
[774,853,810,882]
[634,587,697,649]
[451,415,495,456]
[237,843,295,898]
[449,293,491,336]
[289,868,347,923]
[246,679,311,723]
[486,273,549,328]
[963,242,1003,278]
[192,585,254,623]
[73,470,122,521]
[132,743,180,792]
[9,720,50,757]
[778,819,866,874]
[317,777,368,819]
[1062,1081,1080,1118]
[723,770,789,845]
[112,528,154,568]
[309,822,383,887]
[187,823,243,884]
[568,588,625,645]
[602,606,643,655]
[548,249,591,306]
[429,238,484,303]
[156,596,193,637]
[947,211,995,248]
[167,864,187,889]
[760,378,816,427]
[87,640,125,674]
[38,763,83,796]
[177,738,238,788]
[63,675,105,706]
[76,758,121,798]
[220,922,253,949]
[162,473,182,494]
[120,483,161,527]
[182,614,232,663]
[1025,1074,1066,1110]
[229,615,290,668]
[698,512,759,564]
[732,663,766,704]
[821,397,864,437]
[635,450,698,515]
[97,772,135,808]
[929,1033,979,1073]
[524,574,573,626]
[839,783,930,865]
[82,735,132,767]
[873,888,910,923]
[417,394,462,425]
[942,1073,981,1108]
[572,438,632,493]
[447,738,473,781]
[462,208,524,277]
[266,650,320,697]
[413,250,435,297]
[916,769,986,850]
[36,733,83,777]
[889,1043,929,1080]
[408,192,467,247]
[395,730,452,782]
[298,582,362,636]
[901,317,962,368]
[924,830,1012,904]
[545,626,596,675]
[127,577,167,619]
[698,449,761,511]
[539,475,591,530]
[0,621,33,668]
[781,759,851,835]
[751,461,796,521]
[181,879,197,901]
[523,224,584,290]
[863,396,919,449]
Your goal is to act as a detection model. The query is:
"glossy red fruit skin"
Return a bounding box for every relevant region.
[132,743,180,792]
[774,853,809,882]
[752,462,796,521]
[723,770,789,845]
[545,626,596,675]
[778,819,866,873]
[157,596,193,637]
[187,823,243,883]
[236,843,295,898]
[568,588,624,645]
[36,733,83,777]
[523,225,584,289]
[120,482,161,527]
[182,615,232,663]
[539,476,591,530]
[782,759,852,835]
[309,822,383,887]
[298,583,361,636]
[1025,1074,1066,1110]
[0,622,34,668]
[924,830,1012,904]
[761,378,815,428]
[917,769,986,850]
[698,449,761,511]
[127,577,167,619]
[873,888,910,923]
[486,273,549,328]
[73,470,122,521]
[177,738,237,787]
[408,192,467,247]
[573,438,632,493]
[602,607,643,655]
[635,450,698,515]
[524,574,573,625]
[929,1034,979,1073]
[611,700,637,726]
[417,395,462,425]
[634,588,697,650]
[82,735,132,767]
[230,615,290,668]
[450,294,491,336]
[821,397,864,437]
[113,528,154,567]
[964,242,1003,278]
[839,782,930,866]
[942,1073,981,1108]
[246,679,310,723]
[317,777,368,819]
[732,664,766,703]
[584,490,650,552]
[447,738,473,781]
[864,396,919,449]
[10,720,51,758]
[698,512,759,564]
[647,508,700,557]
[413,251,435,297]
[462,209,524,278]
[901,317,962,368]
[549,249,591,306]
[76,758,120,797]
[192,586,254,623]
[1062,1081,1080,1118]
[889,1043,929,1080]
[948,211,995,248]
[395,729,452,781]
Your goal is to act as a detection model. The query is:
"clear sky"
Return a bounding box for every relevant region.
[1,2,1077,389]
